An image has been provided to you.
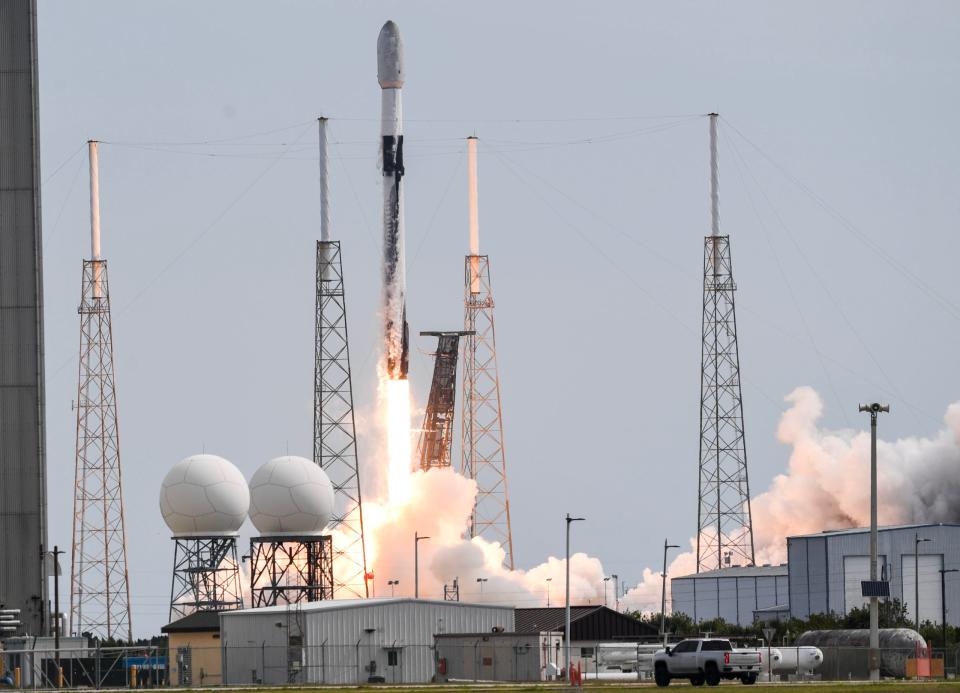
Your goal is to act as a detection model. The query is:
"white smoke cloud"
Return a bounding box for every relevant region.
[621,387,960,613]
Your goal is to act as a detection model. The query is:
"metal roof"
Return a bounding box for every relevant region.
[162,610,221,633]
[788,523,960,539]
[514,606,657,640]
[515,606,600,633]
[674,564,788,580]
[220,597,511,617]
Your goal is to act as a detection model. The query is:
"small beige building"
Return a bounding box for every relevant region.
[162,612,223,686]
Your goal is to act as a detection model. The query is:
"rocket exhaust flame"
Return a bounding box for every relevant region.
[379,20,409,380]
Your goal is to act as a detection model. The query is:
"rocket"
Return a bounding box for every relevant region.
[378,20,409,380]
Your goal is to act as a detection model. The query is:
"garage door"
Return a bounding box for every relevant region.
[844,555,886,613]
[901,554,943,625]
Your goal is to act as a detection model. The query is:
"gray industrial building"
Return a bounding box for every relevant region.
[671,564,789,626]
[218,598,514,685]
[0,0,49,636]
[788,523,960,625]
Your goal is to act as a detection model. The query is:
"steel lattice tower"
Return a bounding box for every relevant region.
[696,115,755,573]
[249,535,334,607]
[313,117,368,598]
[70,141,132,641]
[460,137,514,568]
[417,331,470,471]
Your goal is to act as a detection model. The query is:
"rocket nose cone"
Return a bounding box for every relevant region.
[377,20,404,88]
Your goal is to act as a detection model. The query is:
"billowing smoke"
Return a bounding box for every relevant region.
[351,385,960,613]
[621,386,960,612]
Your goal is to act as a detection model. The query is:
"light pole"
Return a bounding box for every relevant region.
[939,569,958,649]
[661,540,680,645]
[915,533,932,631]
[414,532,430,598]
[603,577,610,608]
[859,402,888,682]
[611,574,619,612]
[565,513,585,682]
[546,577,553,607]
[476,577,488,594]
[388,579,399,598]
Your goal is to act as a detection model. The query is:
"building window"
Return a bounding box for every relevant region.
[387,650,398,667]
[580,647,595,658]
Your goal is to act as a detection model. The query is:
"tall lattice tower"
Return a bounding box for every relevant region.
[70,141,133,641]
[313,118,369,598]
[417,331,470,471]
[460,137,514,569]
[696,114,755,573]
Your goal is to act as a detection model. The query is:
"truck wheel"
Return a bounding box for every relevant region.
[654,663,671,687]
[690,673,705,686]
[740,672,758,685]
[704,663,721,687]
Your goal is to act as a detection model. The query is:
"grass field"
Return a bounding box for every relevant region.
[226,683,960,692]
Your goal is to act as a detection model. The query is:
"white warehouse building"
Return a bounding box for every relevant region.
[671,564,789,626]
[219,598,514,685]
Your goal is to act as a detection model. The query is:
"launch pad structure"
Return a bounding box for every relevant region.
[168,537,243,621]
[460,137,515,569]
[70,142,133,641]
[417,331,473,471]
[696,114,755,573]
[249,536,334,607]
[314,117,368,598]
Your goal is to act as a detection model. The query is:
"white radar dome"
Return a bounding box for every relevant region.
[248,456,334,536]
[159,454,250,537]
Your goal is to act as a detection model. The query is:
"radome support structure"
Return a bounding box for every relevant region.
[249,536,334,607]
[696,114,755,573]
[70,141,133,641]
[168,537,243,621]
[314,117,369,598]
[460,137,514,569]
[417,331,471,471]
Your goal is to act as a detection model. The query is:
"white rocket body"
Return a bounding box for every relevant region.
[378,20,409,379]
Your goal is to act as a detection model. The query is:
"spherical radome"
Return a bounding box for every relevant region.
[159,454,250,537]
[248,456,334,536]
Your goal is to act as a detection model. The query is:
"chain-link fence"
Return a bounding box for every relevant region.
[3,641,960,687]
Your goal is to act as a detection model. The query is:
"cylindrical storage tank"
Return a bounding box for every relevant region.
[769,646,824,674]
[796,628,926,679]
[248,455,334,535]
[159,454,250,536]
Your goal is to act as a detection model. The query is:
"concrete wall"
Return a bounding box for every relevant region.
[168,632,222,686]
[0,0,48,637]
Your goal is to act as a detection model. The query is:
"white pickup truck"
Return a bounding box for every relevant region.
[653,638,762,686]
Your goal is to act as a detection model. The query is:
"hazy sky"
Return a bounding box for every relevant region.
[37,1,959,637]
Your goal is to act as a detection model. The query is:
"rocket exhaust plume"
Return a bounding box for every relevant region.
[379,20,409,380]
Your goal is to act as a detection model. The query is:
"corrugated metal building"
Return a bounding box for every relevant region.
[434,632,556,682]
[0,0,49,637]
[219,598,513,685]
[788,523,960,625]
[671,565,789,626]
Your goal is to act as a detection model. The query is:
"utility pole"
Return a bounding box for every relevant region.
[565,513,585,682]
[939,569,958,649]
[414,532,430,599]
[859,402,888,683]
[661,540,680,645]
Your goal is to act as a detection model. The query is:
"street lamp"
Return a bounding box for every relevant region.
[546,577,553,607]
[476,577,488,594]
[859,402,888,682]
[611,574,619,612]
[915,533,932,631]
[603,577,611,608]
[939,569,958,649]
[565,513,585,682]
[661,540,680,645]
[388,579,399,598]
[414,532,431,598]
